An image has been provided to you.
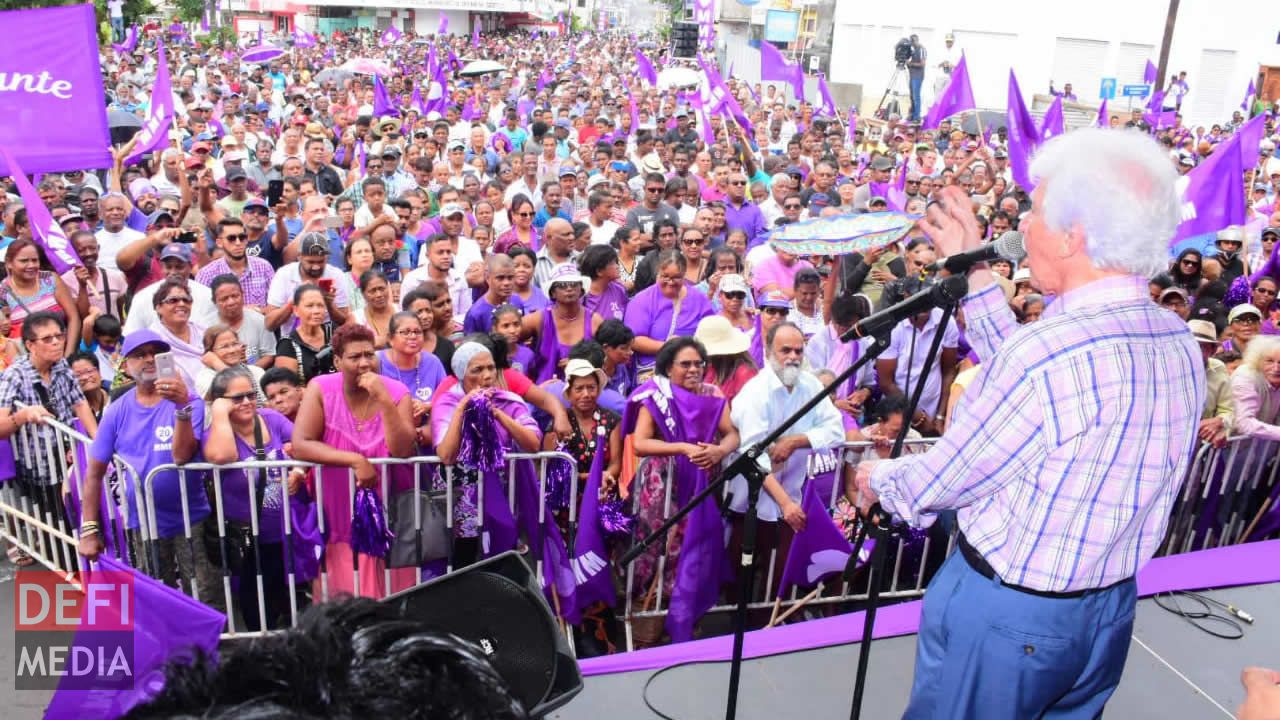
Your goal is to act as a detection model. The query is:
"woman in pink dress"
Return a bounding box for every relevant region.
[291,323,419,600]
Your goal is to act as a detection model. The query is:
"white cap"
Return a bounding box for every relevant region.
[718,273,748,296]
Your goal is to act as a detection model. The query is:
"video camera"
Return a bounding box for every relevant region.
[894,38,913,69]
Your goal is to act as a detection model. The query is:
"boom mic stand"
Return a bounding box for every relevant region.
[844,285,964,720]
[620,274,969,720]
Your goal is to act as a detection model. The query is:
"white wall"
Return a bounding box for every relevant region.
[413,9,470,36]
[828,0,1279,127]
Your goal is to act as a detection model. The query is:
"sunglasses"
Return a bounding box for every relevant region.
[222,233,247,242]
[762,307,789,315]
[783,204,801,210]
[161,296,193,305]
[722,291,746,300]
[224,391,257,405]
[681,237,706,246]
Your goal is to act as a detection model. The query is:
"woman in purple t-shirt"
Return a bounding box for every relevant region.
[580,244,630,322]
[375,312,448,451]
[623,249,715,378]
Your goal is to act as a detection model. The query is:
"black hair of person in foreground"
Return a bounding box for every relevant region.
[125,597,528,720]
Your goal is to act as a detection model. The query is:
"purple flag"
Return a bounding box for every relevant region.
[461,94,482,121]
[379,24,402,46]
[869,162,908,212]
[635,49,658,87]
[687,91,716,147]
[514,459,578,622]
[1172,113,1267,244]
[207,99,225,137]
[472,24,480,48]
[572,422,617,613]
[516,98,535,124]
[355,139,366,175]
[1144,59,1158,85]
[437,10,449,35]
[257,25,263,45]
[847,107,858,146]
[536,68,552,95]
[760,41,805,102]
[0,147,82,273]
[112,24,139,55]
[372,74,397,118]
[1,5,113,176]
[1005,71,1039,193]
[292,29,317,49]
[44,555,226,718]
[628,93,641,137]
[693,0,715,49]
[697,55,754,141]
[817,73,837,117]
[125,46,175,166]
[200,8,209,32]
[922,53,975,130]
[1096,98,1109,128]
[1241,78,1256,112]
[410,86,426,115]
[777,470,870,598]
[1038,94,1065,142]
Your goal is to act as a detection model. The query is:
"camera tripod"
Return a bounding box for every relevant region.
[873,63,908,120]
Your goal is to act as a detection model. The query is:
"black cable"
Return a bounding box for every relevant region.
[1151,590,1251,640]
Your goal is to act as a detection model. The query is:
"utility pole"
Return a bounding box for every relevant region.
[1155,0,1179,99]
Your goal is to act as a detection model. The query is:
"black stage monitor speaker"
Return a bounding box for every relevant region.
[382,551,583,718]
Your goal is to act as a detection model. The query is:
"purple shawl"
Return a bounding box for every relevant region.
[622,377,727,641]
[532,307,594,384]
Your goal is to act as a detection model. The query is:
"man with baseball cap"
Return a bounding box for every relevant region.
[123,243,219,333]
[1158,286,1191,321]
[264,232,351,332]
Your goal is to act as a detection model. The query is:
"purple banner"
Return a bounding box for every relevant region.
[1038,94,1065,142]
[0,4,111,175]
[124,45,175,166]
[1095,98,1108,128]
[922,52,975,130]
[816,73,837,118]
[634,49,658,87]
[380,24,402,46]
[437,10,449,35]
[1005,70,1039,193]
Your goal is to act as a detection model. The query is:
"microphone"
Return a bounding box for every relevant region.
[927,231,1026,274]
[844,274,969,340]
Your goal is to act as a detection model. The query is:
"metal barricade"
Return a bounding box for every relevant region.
[1160,436,1280,555]
[141,451,577,640]
[621,438,948,651]
[0,409,143,577]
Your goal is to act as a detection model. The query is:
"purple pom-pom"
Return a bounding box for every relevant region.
[350,488,394,559]
[1223,275,1253,309]
[457,393,507,473]
[598,495,633,540]
[544,450,574,512]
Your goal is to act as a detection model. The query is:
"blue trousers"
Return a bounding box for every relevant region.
[909,75,924,121]
[902,552,1135,720]
[111,17,125,42]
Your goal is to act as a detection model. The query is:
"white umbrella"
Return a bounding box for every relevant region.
[657,67,700,89]
[459,59,507,77]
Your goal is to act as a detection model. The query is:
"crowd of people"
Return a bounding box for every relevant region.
[1,20,1279,659]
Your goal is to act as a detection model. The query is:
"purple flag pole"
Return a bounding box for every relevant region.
[921,53,975,130]
[472,25,480,48]
[113,25,138,54]
[372,74,397,118]
[847,107,858,146]
[514,460,578,622]
[129,44,177,165]
[1038,94,1065,142]
[635,49,658,87]
[1241,79,1256,112]
[817,73,837,117]
[1005,70,1039,193]
[0,146,82,273]
[1096,98,1109,128]
[43,555,226,718]
[572,423,618,612]
[777,471,868,598]
[1171,113,1267,245]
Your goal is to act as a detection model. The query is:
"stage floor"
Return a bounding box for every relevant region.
[552,583,1277,719]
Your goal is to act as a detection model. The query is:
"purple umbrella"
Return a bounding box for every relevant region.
[241,44,286,64]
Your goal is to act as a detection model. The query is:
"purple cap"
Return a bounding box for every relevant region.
[759,290,793,310]
[159,243,193,263]
[121,329,172,358]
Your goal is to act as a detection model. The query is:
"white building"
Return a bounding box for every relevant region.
[823,0,1280,128]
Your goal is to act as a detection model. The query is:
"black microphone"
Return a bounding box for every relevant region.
[843,274,969,340]
[926,231,1026,274]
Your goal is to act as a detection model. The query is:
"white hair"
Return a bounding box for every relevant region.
[1242,335,1280,374]
[1029,128,1180,278]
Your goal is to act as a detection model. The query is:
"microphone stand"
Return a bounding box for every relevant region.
[844,288,962,720]
[619,273,969,720]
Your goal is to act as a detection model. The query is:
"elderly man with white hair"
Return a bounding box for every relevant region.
[758,172,795,227]
[854,129,1205,719]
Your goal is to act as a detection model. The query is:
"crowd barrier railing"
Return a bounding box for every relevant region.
[621,438,948,651]
[8,411,1280,653]
[1159,435,1280,556]
[0,407,145,578]
[139,450,577,640]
